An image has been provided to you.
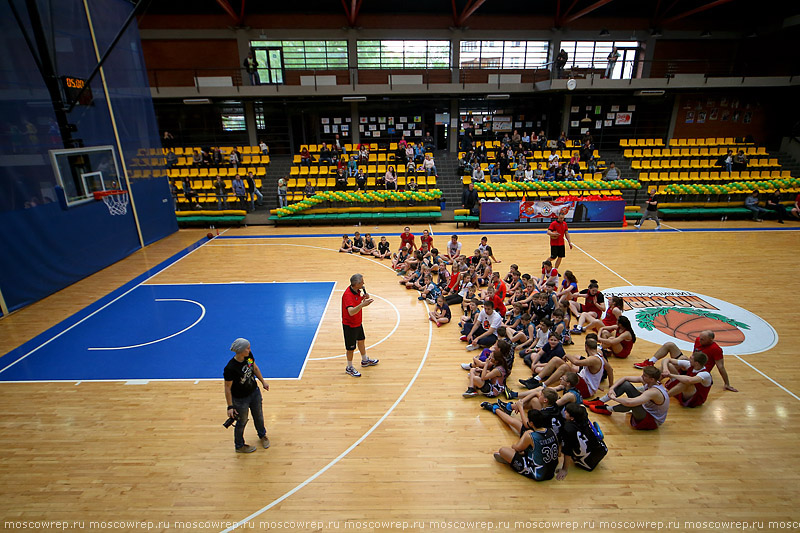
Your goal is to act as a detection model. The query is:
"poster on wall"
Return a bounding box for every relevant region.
[414,116,422,123]
[332,125,338,133]
[595,120,602,129]
[615,112,632,125]
[334,118,342,125]
[627,105,636,112]
[594,105,602,115]
[571,106,579,113]
[607,113,615,119]
[341,125,349,132]
[685,111,694,124]
[323,125,330,133]
[400,116,408,123]
[414,130,422,136]
[388,117,395,125]
[369,124,377,131]
[604,120,613,127]
[404,130,411,136]
[345,117,351,123]
[611,105,620,112]
[570,121,579,127]
[379,117,386,123]
[359,117,368,124]
[710,108,719,120]
[380,124,386,130]
[697,112,706,124]
[321,118,330,125]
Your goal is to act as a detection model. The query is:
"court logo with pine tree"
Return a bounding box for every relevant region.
[636,307,750,347]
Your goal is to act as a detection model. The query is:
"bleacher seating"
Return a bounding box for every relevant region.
[164,145,270,209]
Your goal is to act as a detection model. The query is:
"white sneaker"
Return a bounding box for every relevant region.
[466,344,480,351]
[461,363,472,370]
[634,224,641,229]
[655,225,661,230]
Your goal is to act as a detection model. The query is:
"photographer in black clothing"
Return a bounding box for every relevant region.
[224,338,271,453]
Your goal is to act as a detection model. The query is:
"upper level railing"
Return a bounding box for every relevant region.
[147,59,797,92]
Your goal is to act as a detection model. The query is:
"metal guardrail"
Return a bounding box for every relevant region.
[146,60,797,91]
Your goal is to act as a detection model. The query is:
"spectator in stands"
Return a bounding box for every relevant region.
[533,162,544,181]
[522,131,531,150]
[489,164,501,183]
[605,46,620,78]
[544,167,555,181]
[320,143,333,164]
[407,177,418,192]
[475,143,488,163]
[201,148,211,166]
[537,130,548,149]
[335,168,348,191]
[514,165,526,182]
[548,149,559,169]
[166,149,177,168]
[424,154,438,177]
[765,191,787,223]
[557,131,568,149]
[603,161,620,181]
[245,171,263,211]
[277,177,287,207]
[585,155,597,177]
[744,190,768,222]
[303,180,315,199]
[404,143,414,164]
[243,52,259,85]
[724,149,734,173]
[398,135,408,150]
[232,174,246,209]
[162,131,175,149]
[423,131,435,152]
[347,155,358,177]
[191,150,202,167]
[512,130,522,148]
[524,164,535,182]
[259,140,269,156]
[734,149,748,171]
[472,163,485,183]
[359,144,370,163]
[556,49,568,78]
[300,147,314,168]
[356,169,367,191]
[333,134,346,156]
[555,163,568,181]
[460,134,473,152]
[385,166,398,190]
[414,143,425,164]
[212,147,223,165]
[462,182,479,216]
[231,148,242,169]
[213,176,228,210]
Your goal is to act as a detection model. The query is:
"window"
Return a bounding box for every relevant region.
[559,41,638,79]
[357,40,451,69]
[459,41,549,69]
[249,40,348,69]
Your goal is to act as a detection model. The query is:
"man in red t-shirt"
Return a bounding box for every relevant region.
[341,273,379,377]
[546,212,573,269]
[399,226,417,251]
[633,330,737,392]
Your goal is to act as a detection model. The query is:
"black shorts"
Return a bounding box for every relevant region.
[343,324,365,351]
[550,244,566,258]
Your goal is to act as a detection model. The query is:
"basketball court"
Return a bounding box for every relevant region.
[1,221,799,532]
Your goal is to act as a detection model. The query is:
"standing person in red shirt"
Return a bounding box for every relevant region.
[399,226,417,252]
[490,272,507,318]
[546,212,573,270]
[633,330,737,392]
[791,193,800,220]
[341,273,379,377]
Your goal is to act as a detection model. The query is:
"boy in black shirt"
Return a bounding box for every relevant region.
[224,338,271,453]
[556,402,608,479]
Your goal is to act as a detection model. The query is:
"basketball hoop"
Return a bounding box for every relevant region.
[94,190,129,216]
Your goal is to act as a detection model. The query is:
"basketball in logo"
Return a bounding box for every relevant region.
[636,307,747,347]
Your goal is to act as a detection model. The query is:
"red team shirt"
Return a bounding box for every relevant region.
[548,219,568,246]
[341,286,365,327]
[420,234,434,250]
[492,279,507,317]
[400,232,416,250]
[693,338,723,372]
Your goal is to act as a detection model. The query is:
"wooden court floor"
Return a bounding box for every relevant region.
[1,220,800,533]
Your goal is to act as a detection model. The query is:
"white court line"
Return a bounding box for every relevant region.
[571,243,635,286]
[297,282,336,377]
[221,302,434,533]
[0,238,213,377]
[733,355,800,402]
[309,292,400,361]
[87,299,206,351]
[659,223,682,232]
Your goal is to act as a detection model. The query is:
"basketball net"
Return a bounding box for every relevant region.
[95,190,129,216]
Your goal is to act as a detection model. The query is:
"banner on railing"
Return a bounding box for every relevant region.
[520,200,576,220]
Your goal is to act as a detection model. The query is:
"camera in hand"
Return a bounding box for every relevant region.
[223,416,236,428]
